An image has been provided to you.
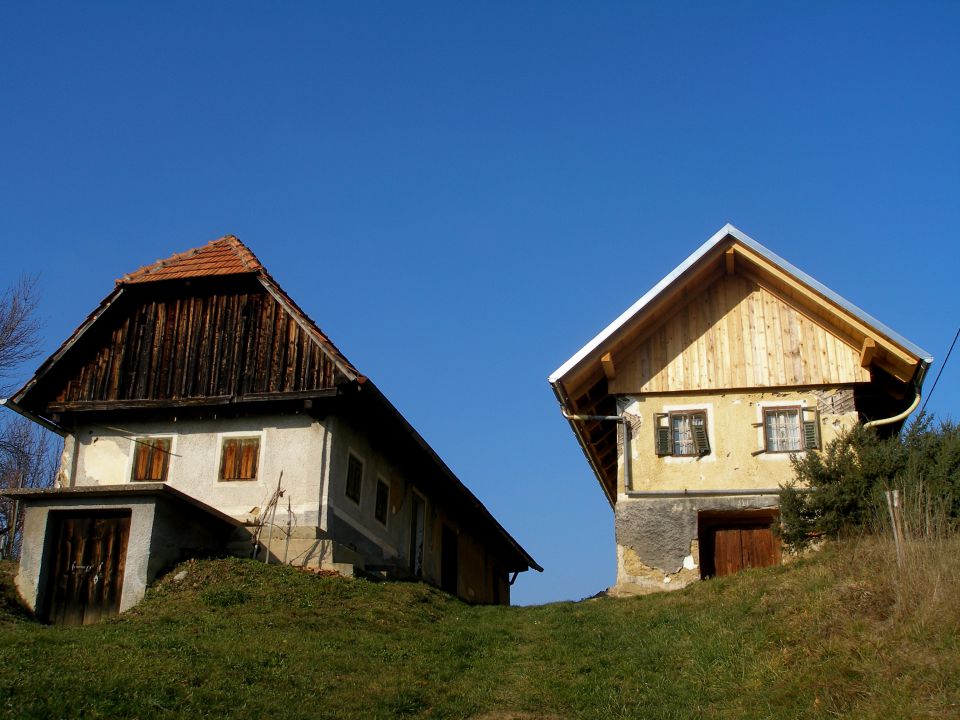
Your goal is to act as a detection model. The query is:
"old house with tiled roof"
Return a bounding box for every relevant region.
[550,225,931,594]
[3,236,539,624]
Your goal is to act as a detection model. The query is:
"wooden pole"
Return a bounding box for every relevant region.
[886,489,905,569]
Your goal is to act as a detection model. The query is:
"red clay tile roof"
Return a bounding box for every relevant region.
[118,235,262,284]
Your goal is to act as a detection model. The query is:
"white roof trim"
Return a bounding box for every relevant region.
[548,223,932,384]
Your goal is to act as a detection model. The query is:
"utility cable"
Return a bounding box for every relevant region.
[919,325,960,417]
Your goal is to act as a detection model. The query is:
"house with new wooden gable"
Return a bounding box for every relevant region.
[2,236,539,624]
[549,224,932,594]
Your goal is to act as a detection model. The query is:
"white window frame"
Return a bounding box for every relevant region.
[756,400,808,461]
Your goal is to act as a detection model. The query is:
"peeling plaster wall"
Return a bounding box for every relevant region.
[611,387,858,593]
[614,495,779,593]
[66,413,326,529]
[617,388,858,495]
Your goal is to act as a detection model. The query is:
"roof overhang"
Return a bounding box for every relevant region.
[549,223,934,504]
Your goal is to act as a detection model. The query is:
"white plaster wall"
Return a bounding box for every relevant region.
[68,413,326,528]
[327,415,412,563]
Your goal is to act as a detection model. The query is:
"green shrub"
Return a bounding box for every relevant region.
[780,415,960,548]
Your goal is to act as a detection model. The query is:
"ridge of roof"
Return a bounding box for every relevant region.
[548,223,933,384]
[118,235,262,284]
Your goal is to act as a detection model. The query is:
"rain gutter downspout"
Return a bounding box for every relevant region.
[863,361,929,430]
[560,408,633,494]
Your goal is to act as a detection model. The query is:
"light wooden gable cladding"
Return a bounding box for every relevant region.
[607,272,872,394]
[41,279,350,411]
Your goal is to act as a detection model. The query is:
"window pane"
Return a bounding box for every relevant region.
[671,414,695,456]
[765,409,801,452]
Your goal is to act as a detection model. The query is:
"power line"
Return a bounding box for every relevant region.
[919,325,960,417]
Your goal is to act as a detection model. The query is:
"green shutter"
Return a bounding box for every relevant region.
[803,420,819,450]
[692,413,710,455]
[654,414,671,456]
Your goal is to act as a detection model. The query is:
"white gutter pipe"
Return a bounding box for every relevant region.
[863,388,921,430]
[561,408,633,493]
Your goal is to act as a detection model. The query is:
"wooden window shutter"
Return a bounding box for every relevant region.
[132,438,171,482]
[692,413,710,455]
[221,437,259,480]
[654,414,671,456]
[803,409,820,450]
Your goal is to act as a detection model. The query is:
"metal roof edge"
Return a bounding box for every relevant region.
[724,225,933,364]
[548,223,932,384]
[548,224,735,383]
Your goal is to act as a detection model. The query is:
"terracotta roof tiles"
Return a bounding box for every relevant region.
[118,235,262,284]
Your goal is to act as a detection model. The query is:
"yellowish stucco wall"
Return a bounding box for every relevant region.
[617,387,859,495]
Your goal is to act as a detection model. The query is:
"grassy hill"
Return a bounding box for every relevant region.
[0,537,957,720]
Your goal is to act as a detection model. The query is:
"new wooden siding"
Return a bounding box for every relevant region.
[51,286,346,405]
[609,274,871,393]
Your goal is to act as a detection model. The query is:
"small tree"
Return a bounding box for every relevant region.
[0,276,60,558]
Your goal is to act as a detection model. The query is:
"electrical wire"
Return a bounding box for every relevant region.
[919,325,960,417]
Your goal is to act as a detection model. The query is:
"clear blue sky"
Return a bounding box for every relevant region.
[2,2,958,604]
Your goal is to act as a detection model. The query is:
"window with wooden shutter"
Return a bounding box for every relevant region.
[690,413,710,455]
[220,437,260,481]
[803,408,820,450]
[662,411,710,457]
[345,453,363,504]
[654,414,671,456]
[763,408,803,453]
[131,438,171,482]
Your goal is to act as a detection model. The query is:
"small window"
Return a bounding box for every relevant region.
[220,437,260,480]
[374,479,390,525]
[654,411,710,457]
[131,437,171,482]
[763,407,820,452]
[345,454,364,504]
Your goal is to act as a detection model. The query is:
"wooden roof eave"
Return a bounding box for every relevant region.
[550,379,617,508]
[550,225,933,394]
[360,380,542,573]
[256,273,361,383]
[731,243,926,384]
[10,285,126,409]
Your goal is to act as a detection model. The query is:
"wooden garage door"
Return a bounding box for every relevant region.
[43,511,131,626]
[699,510,781,578]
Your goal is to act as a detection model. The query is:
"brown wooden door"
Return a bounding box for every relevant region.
[44,511,131,625]
[709,524,781,577]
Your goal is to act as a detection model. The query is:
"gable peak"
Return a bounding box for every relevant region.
[117,235,263,285]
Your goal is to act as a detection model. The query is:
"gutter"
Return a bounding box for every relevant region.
[0,398,68,436]
[624,488,782,498]
[863,359,930,430]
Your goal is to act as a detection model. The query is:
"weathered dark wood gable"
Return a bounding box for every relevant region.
[19,274,356,414]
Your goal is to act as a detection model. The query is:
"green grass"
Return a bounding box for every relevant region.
[0,537,957,720]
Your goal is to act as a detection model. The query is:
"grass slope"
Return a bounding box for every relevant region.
[0,538,957,720]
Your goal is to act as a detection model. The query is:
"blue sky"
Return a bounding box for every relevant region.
[2,2,958,604]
